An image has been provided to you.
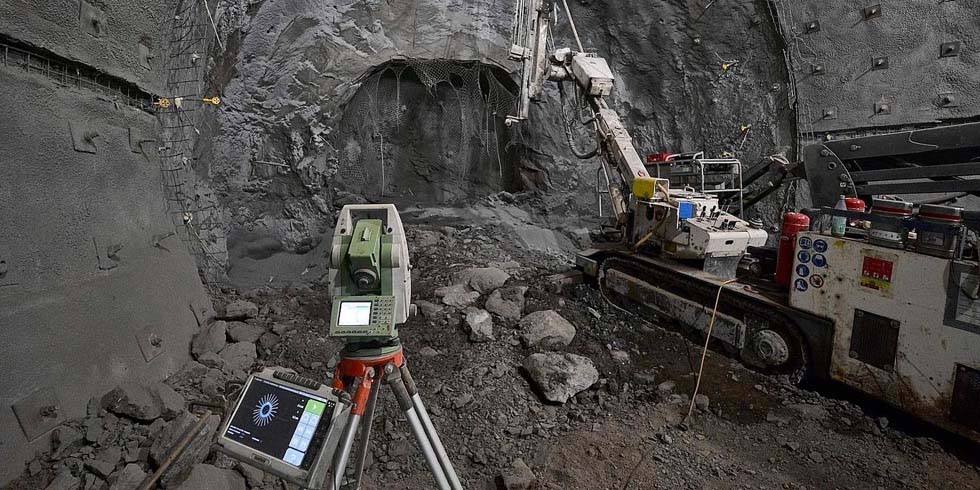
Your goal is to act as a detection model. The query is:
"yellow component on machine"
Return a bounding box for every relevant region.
[632,177,658,200]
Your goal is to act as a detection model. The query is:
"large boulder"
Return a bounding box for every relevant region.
[519,310,576,349]
[463,308,494,342]
[522,353,598,403]
[191,321,227,357]
[485,286,528,322]
[453,267,510,293]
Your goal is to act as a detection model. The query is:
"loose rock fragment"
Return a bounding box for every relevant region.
[191,321,227,357]
[522,353,598,403]
[519,310,576,349]
[220,300,259,320]
[464,308,494,342]
[485,286,528,322]
[453,267,510,293]
[500,458,536,490]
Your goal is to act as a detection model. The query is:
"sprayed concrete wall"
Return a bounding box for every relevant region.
[772,0,980,139]
[0,1,211,483]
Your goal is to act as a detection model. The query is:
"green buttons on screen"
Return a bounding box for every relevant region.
[305,400,325,415]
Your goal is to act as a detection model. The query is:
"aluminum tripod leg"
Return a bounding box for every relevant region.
[349,369,383,489]
[401,366,463,490]
[326,412,361,490]
[384,364,452,490]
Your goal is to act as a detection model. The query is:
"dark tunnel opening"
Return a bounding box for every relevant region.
[333,59,523,205]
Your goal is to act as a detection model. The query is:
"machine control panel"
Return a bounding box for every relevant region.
[329,295,397,338]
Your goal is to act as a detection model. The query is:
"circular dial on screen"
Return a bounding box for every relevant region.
[252,394,279,427]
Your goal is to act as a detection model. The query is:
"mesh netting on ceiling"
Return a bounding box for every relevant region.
[335,58,520,202]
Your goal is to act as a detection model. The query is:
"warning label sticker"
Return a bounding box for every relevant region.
[860,255,894,293]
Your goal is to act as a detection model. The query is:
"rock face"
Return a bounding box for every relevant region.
[464,308,495,342]
[519,310,576,349]
[522,353,598,403]
[485,286,528,322]
[453,267,510,293]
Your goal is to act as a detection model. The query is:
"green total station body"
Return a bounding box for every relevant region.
[328,205,413,349]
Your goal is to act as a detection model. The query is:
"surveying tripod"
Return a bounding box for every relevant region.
[324,341,463,490]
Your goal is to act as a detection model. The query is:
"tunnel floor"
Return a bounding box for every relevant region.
[9,200,980,490]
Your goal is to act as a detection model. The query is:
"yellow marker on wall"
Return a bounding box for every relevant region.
[202,96,221,105]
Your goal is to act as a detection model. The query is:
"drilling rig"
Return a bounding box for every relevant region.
[507,0,980,442]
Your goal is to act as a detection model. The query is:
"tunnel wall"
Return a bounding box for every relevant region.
[772,0,980,138]
[0,2,211,484]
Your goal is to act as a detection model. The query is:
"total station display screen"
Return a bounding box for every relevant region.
[223,377,334,469]
[338,301,373,326]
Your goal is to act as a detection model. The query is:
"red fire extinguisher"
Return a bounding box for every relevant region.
[776,213,811,287]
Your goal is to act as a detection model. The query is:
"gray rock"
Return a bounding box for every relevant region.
[485,286,528,322]
[418,346,440,357]
[175,464,246,490]
[219,342,257,374]
[157,414,222,488]
[500,458,536,490]
[221,300,259,320]
[519,310,576,349]
[787,403,829,420]
[453,267,510,293]
[103,382,181,421]
[156,383,186,420]
[694,394,710,411]
[272,322,296,335]
[464,308,494,342]
[52,426,85,459]
[415,299,444,318]
[84,458,115,478]
[198,352,224,370]
[45,469,80,490]
[191,321,227,357]
[610,349,630,363]
[84,417,104,443]
[226,322,266,343]
[236,462,265,488]
[657,380,676,394]
[522,353,599,403]
[257,332,280,351]
[108,464,146,490]
[435,284,480,308]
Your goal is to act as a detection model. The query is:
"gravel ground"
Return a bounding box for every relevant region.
[8,200,980,490]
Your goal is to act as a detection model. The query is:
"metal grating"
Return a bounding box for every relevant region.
[950,364,980,432]
[849,309,900,371]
